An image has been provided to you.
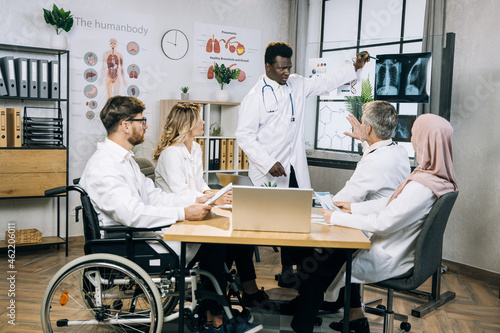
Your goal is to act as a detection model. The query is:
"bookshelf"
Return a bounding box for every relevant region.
[159,99,248,188]
[0,43,69,254]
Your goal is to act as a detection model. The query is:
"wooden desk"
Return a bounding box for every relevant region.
[164,208,371,333]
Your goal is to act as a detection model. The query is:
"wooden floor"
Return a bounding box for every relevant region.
[1,237,499,332]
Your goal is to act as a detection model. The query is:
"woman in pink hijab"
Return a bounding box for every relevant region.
[290,114,458,333]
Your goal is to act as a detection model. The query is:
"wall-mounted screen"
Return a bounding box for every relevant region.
[375,52,432,103]
[392,115,416,142]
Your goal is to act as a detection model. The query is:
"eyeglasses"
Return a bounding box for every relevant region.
[126,117,147,126]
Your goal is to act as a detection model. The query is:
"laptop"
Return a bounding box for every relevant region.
[216,173,254,187]
[232,186,313,233]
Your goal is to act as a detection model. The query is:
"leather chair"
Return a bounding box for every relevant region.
[363,191,459,333]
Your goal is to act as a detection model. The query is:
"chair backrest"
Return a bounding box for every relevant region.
[389,191,459,290]
[134,157,155,181]
[79,189,103,245]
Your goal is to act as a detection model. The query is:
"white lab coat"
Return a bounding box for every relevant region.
[80,138,199,263]
[325,181,436,301]
[333,140,410,203]
[155,142,211,196]
[236,64,358,188]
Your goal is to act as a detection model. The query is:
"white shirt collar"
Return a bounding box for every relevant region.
[264,74,284,91]
[363,138,393,156]
[102,138,135,161]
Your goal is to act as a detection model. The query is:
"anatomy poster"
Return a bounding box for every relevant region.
[375,52,432,103]
[68,10,154,122]
[193,23,261,85]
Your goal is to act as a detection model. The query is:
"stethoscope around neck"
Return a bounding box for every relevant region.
[262,77,295,122]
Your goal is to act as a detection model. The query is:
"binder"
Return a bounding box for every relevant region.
[14,57,28,98]
[220,139,227,170]
[238,147,243,170]
[28,59,38,98]
[0,65,8,96]
[226,139,234,171]
[38,59,49,98]
[209,139,215,170]
[243,151,249,170]
[49,60,59,99]
[6,108,22,147]
[0,108,7,147]
[0,56,17,97]
[213,139,220,170]
[198,138,205,170]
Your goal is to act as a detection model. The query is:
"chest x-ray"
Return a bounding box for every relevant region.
[375,52,432,103]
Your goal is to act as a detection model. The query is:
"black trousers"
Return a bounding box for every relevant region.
[290,248,362,333]
[225,244,256,283]
[281,165,300,267]
[189,243,227,316]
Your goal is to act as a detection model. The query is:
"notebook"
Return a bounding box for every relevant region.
[216,173,254,187]
[232,186,313,233]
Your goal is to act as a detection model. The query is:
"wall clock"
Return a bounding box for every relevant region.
[161,29,189,60]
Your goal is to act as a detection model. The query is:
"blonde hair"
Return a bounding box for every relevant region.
[153,103,201,162]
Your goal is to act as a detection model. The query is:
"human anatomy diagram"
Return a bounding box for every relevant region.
[206,35,245,55]
[102,38,127,98]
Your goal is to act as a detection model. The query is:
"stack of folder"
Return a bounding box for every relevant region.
[23,107,63,147]
[0,108,23,147]
[0,56,59,99]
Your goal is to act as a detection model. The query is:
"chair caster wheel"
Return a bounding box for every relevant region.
[376,304,386,310]
[400,321,411,332]
[314,317,323,326]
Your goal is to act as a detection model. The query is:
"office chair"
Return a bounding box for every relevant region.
[362,191,459,333]
[134,157,156,181]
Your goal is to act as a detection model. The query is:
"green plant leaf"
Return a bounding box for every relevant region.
[43,4,73,35]
[212,63,240,90]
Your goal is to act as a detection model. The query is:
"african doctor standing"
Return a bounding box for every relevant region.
[235,41,370,288]
[236,42,369,189]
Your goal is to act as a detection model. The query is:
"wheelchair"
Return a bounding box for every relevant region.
[40,184,245,333]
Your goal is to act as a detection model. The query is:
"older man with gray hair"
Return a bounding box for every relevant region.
[280,100,411,315]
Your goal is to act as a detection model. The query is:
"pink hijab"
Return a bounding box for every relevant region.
[387,114,458,204]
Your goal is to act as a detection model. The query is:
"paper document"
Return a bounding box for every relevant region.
[314,191,345,212]
[205,183,232,205]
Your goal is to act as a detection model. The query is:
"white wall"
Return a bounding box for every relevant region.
[0,0,291,238]
[442,1,500,274]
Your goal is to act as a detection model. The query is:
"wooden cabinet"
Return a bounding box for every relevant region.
[0,44,69,254]
[159,99,247,188]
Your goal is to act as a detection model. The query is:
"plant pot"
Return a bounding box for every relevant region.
[215,89,229,102]
[50,34,68,50]
[181,92,189,100]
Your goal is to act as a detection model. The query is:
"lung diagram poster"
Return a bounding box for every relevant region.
[193,23,261,86]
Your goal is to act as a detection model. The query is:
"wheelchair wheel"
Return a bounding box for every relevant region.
[41,253,163,333]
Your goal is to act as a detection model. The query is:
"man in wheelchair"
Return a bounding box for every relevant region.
[77,95,262,332]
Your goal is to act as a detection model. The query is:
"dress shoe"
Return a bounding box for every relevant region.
[329,317,370,333]
[276,272,300,289]
[242,288,269,308]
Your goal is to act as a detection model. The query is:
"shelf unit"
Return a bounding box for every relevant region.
[159,99,247,188]
[0,43,69,255]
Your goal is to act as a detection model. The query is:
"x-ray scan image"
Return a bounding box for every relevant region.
[376,59,401,96]
[375,52,432,103]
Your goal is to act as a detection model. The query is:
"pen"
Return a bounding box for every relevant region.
[359,52,379,60]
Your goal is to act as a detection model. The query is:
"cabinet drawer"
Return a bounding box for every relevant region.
[0,172,66,197]
[0,149,66,173]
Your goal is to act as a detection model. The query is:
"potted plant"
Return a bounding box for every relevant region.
[344,76,373,122]
[344,76,373,153]
[180,86,189,100]
[211,63,240,102]
[43,4,74,49]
